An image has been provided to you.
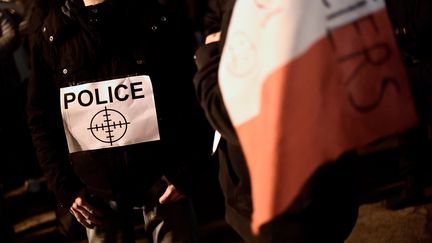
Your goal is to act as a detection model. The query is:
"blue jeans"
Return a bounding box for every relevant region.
[86,198,199,243]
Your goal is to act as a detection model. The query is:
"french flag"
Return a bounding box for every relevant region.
[219,0,418,233]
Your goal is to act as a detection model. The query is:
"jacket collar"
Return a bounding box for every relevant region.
[40,0,117,45]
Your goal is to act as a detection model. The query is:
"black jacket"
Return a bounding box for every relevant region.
[193,0,255,239]
[27,0,212,208]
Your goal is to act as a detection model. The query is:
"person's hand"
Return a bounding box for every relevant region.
[69,190,103,229]
[158,176,186,204]
[205,31,221,44]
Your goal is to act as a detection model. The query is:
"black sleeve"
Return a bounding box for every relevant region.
[193,41,240,145]
[193,0,239,145]
[138,0,215,195]
[26,34,84,208]
[203,0,222,37]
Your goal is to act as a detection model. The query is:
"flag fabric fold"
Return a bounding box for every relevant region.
[219,0,418,233]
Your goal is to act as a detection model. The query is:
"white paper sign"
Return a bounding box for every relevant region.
[60,75,160,153]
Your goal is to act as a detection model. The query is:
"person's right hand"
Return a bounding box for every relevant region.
[69,191,103,229]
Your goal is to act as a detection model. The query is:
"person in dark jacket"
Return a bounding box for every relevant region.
[193,0,360,242]
[26,0,213,242]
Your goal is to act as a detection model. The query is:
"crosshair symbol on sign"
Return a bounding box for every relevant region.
[87,106,131,145]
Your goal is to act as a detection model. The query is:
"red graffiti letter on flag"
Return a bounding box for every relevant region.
[219,0,418,233]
